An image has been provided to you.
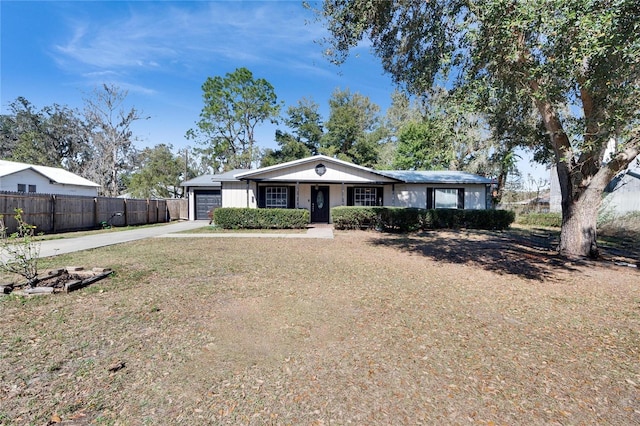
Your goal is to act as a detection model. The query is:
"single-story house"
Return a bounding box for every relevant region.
[181,155,493,223]
[0,159,101,196]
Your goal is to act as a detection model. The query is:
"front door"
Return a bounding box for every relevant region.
[310,186,329,223]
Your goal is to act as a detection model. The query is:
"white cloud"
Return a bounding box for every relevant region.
[51,2,327,76]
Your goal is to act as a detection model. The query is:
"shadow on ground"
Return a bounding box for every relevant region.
[367,229,582,281]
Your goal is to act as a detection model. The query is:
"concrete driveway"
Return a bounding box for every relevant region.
[34,221,207,258]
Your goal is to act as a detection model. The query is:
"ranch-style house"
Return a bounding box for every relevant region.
[181,155,494,223]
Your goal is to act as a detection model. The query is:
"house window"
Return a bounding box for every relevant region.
[265,187,288,208]
[28,185,36,193]
[347,187,383,206]
[427,187,465,209]
[354,187,378,206]
[435,188,458,209]
[17,184,26,193]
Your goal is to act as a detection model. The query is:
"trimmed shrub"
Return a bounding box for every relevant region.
[515,212,561,227]
[213,208,309,229]
[378,207,423,232]
[332,207,515,231]
[332,207,379,230]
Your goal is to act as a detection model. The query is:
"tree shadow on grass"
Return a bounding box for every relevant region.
[366,228,580,281]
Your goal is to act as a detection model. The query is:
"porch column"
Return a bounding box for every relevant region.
[341,182,345,205]
[295,182,299,208]
[392,183,395,207]
[246,180,250,207]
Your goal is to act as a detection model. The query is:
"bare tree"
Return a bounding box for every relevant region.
[83,84,147,196]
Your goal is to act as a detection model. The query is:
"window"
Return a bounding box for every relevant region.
[17,184,26,192]
[347,187,383,206]
[427,187,465,209]
[435,188,458,209]
[354,187,378,206]
[28,185,36,193]
[265,187,288,208]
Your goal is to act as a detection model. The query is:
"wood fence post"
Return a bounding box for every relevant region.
[94,197,98,228]
[52,194,56,233]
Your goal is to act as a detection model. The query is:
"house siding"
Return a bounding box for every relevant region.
[392,184,486,209]
[223,181,254,208]
[0,169,98,196]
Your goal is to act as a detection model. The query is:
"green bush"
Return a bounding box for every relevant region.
[331,207,379,230]
[332,207,515,231]
[378,207,423,232]
[515,212,562,227]
[213,208,309,229]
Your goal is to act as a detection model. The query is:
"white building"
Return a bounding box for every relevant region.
[181,155,493,223]
[0,160,100,196]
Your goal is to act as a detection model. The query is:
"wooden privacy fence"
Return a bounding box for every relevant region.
[0,192,177,234]
[166,198,188,221]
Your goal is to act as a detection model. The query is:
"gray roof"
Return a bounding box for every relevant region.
[181,169,247,186]
[378,170,493,184]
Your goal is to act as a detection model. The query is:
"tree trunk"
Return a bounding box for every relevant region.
[557,162,614,258]
[558,197,599,259]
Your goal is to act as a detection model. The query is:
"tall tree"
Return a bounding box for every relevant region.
[0,97,91,173]
[189,67,281,171]
[316,0,640,258]
[261,97,324,167]
[393,119,455,170]
[82,84,147,197]
[321,88,382,167]
[127,144,186,199]
[376,91,424,168]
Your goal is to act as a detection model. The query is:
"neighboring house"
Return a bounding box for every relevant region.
[0,159,101,196]
[182,155,493,223]
[601,167,640,216]
[550,160,640,216]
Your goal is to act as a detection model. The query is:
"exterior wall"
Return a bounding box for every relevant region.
[223,181,255,208]
[600,174,640,215]
[0,169,98,196]
[393,185,427,208]
[391,184,487,209]
[549,166,562,212]
[465,187,486,209]
[188,181,489,220]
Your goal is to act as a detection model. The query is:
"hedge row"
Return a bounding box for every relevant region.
[515,212,562,227]
[332,206,515,231]
[213,208,310,229]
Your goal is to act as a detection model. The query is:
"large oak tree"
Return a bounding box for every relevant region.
[315,0,640,257]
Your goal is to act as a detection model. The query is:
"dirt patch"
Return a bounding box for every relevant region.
[2,267,112,295]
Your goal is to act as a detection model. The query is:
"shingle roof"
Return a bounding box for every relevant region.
[378,170,493,184]
[181,169,247,186]
[0,159,100,187]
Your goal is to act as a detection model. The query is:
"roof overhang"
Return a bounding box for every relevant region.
[234,155,401,183]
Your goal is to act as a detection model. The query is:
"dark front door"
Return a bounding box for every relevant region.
[310,186,329,223]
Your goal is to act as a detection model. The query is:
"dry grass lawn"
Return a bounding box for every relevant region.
[1,229,639,425]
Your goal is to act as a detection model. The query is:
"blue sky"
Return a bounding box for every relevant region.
[1,0,547,182]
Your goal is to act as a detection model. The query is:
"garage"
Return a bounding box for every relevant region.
[194,190,222,220]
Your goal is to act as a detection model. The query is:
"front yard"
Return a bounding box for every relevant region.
[1,229,638,424]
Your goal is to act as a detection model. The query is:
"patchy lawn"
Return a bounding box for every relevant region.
[1,229,638,425]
